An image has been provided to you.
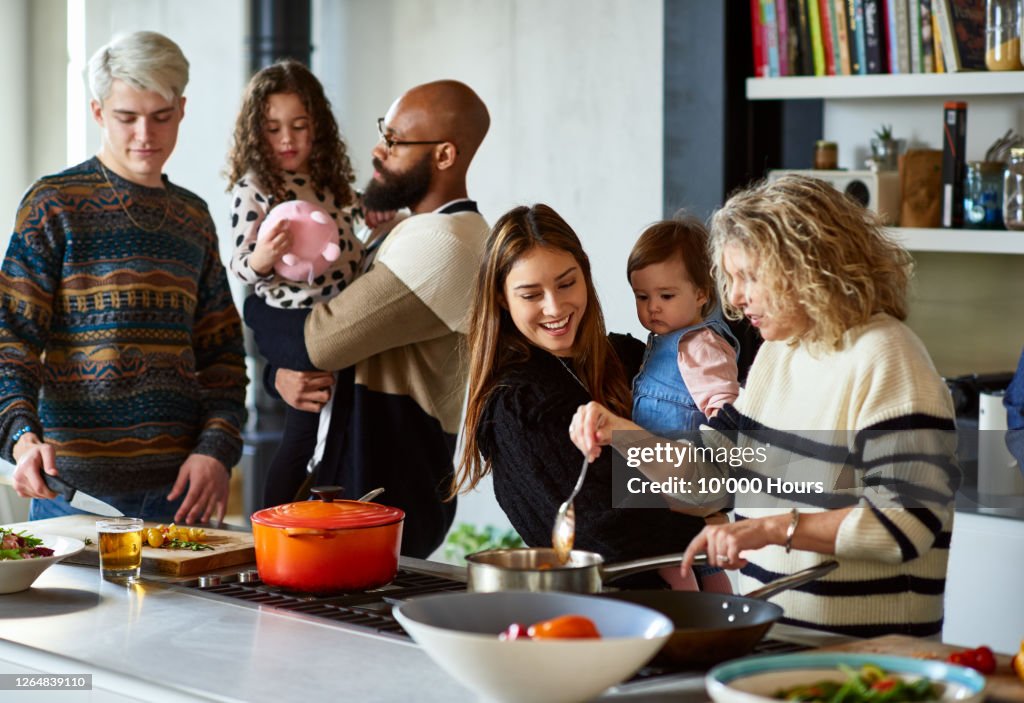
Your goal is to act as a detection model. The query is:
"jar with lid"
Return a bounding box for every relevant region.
[814,140,838,170]
[1005,148,1024,231]
[986,0,1023,70]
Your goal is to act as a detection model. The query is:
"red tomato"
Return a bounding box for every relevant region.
[871,678,897,691]
[970,646,996,674]
[527,614,601,639]
[947,651,970,667]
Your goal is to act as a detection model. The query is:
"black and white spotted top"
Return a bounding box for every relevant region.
[228,171,365,308]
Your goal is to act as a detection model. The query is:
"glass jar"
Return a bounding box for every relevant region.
[986,0,1023,70]
[964,161,1005,229]
[814,140,838,170]
[1005,148,1024,231]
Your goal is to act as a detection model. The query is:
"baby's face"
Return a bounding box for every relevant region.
[630,258,707,335]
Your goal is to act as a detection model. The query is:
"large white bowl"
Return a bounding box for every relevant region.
[394,590,673,703]
[707,653,987,703]
[0,533,86,594]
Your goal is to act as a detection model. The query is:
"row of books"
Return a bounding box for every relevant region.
[752,0,986,77]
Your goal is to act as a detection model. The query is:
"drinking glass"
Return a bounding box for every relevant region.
[96,517,143,583]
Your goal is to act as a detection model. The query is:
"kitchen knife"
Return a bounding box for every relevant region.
[43,474,124,517]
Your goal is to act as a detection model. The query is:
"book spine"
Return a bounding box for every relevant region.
[895,0,911,72]
[932,9,945,71]
[941,101,967,228]
[818,0,838,74]
[919,0,935,72]
[752,0,768,77]
[863,0,885,72]
[763,0,781,76]
[852,0,869,74]
[776,0,791,74]
[884,0,900,72]
[834,0,853,73]
[807,0,827,74]
[931,0,958,71]
[796,0,816,74]
[908,0,923,71]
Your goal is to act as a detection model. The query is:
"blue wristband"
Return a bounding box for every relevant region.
[10,425,34,444]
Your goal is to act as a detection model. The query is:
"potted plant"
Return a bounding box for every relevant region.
[869,124,902,171]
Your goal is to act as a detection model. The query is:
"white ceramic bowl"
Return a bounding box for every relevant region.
[394,591,673,703]
[707,653,987,703]
[0,533,86,594]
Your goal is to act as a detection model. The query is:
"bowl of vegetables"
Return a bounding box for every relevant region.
[706,653,986,703]
[0,528,86,594]
[393,591,673,703]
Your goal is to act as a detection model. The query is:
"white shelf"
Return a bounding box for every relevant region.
[890,227,1024,254]
[746,72,1024,100]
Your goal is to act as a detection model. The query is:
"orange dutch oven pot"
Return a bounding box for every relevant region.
[250,487,404,593]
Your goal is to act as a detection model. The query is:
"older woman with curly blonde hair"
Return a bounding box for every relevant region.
[570,175,959,637]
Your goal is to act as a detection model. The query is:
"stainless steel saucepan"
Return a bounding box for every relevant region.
[465,547,705,594]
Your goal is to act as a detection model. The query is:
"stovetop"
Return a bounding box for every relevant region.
[172,566,808,685]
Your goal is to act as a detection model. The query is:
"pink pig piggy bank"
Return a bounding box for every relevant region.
[256,201,341,285]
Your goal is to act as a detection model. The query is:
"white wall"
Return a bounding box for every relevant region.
[0,0,30,241]
[315,0,663,340]
[315,0,664,543]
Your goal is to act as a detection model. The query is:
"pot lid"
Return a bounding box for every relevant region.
[251,499,404,530]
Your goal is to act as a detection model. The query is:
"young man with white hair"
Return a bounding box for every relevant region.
[0,31,246,524]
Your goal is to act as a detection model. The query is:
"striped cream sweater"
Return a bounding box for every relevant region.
[618,313,958,637]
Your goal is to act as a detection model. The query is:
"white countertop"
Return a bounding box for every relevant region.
[0,560,851,703]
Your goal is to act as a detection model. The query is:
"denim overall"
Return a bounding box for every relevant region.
[632,312,739,438]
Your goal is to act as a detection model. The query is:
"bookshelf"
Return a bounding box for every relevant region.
[747,72,1024,100]
[745,73,1024,255]
[891,227,1024,254]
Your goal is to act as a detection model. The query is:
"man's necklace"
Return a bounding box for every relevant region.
[98,160,171,232]
[557,356,589,395]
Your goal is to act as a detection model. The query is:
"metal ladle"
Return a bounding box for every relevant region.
[551,457,589,564]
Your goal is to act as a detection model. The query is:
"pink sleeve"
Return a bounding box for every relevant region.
[677,328,740,417]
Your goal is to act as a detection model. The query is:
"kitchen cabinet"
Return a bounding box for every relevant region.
[746,73,1024,375]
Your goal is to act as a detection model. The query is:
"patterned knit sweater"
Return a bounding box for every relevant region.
[0,157,247,495]
[614,314,958,636]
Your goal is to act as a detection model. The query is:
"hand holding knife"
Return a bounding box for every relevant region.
[42,474,124,517]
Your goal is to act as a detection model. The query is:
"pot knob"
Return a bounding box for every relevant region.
[310,486,344,503]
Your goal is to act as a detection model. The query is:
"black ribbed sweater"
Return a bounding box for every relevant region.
[478,335,705,566]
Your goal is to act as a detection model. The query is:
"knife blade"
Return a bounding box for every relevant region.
[43,474,124,517]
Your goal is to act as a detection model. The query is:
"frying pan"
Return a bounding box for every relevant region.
[465,547,701,594]
[602,560,839,667]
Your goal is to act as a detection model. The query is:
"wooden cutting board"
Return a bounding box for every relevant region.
[818,634,1024,702]
[2,515,255,577]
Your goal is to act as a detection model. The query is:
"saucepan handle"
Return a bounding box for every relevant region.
[601,552,708,582]
[744,560,839,601]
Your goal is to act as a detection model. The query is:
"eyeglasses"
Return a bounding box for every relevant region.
[377,117,446,154]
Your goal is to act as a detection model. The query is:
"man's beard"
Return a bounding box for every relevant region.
[363,151,433,211]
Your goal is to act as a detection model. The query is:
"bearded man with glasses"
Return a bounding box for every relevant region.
[245,80,490,558]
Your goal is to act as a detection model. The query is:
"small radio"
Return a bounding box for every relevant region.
[767,169,902,225]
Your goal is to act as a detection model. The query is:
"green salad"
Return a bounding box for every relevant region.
[773,664,942,703]
[0,527,55,560]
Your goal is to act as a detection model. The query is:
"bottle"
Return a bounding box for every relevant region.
[1005,148,1024,231]
[986,0,1023,70]
[965,161,1005,229]
[814,140,838,170]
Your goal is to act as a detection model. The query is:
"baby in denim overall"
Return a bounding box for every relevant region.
[627,215,741,592]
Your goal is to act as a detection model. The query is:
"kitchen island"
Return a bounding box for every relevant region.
[0,558,853,703]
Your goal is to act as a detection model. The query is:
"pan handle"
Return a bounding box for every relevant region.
[600,553,708,582]
[743,560,839,601]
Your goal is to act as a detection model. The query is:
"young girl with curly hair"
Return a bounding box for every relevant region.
[225,60,377,508]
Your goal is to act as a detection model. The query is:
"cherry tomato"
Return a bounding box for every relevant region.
[970,646,996,675]
[498,623,530,641]
[145,528,164,548]
[871,678,897,692]
[947,651,970,667]
[527,614,601,639]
